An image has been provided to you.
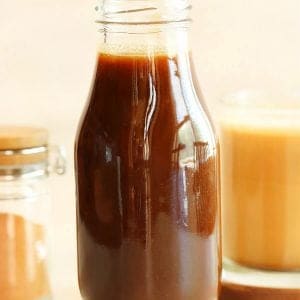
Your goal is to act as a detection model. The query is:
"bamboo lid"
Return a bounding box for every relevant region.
[221,281,300,300]
[0,126,48,150]
[0,126,48,165]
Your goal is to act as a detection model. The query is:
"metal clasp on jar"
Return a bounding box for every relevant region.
[48,145,67,175]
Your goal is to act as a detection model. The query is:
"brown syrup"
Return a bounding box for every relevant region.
[75,52,220,300]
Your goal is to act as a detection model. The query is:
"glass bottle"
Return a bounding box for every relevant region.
[0,126,66,300]
[75,1,220,299]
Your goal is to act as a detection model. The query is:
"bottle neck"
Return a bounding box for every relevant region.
[96,0,191,55]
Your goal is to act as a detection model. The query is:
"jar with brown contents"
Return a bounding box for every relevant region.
[75,1,221,299]
[0,126,65,300]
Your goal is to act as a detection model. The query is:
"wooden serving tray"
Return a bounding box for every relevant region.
[221,282,300,300]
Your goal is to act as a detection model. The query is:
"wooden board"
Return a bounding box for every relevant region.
[221,282,300,300]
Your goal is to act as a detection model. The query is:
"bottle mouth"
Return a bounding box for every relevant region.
[96,0,192,26]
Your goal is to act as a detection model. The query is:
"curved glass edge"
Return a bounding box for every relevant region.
[223,258,300,290]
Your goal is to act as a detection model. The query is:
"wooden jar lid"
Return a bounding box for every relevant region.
[0,126,49,165]
[221,281,300,300]
[0,126,48,150]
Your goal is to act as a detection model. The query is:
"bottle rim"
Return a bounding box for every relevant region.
[220,89,300,111]
[96,0,192,26]
[218,89,300,130]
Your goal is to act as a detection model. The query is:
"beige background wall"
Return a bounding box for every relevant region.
[2,0,300,132]
[2,0,300,130]
[1,0,300,298]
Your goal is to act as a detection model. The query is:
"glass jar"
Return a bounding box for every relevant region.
[220,90,300,299]
[75,1,221,299]
[0,126,66,300]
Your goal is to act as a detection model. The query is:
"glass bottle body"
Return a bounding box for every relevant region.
[75,8,220,299]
